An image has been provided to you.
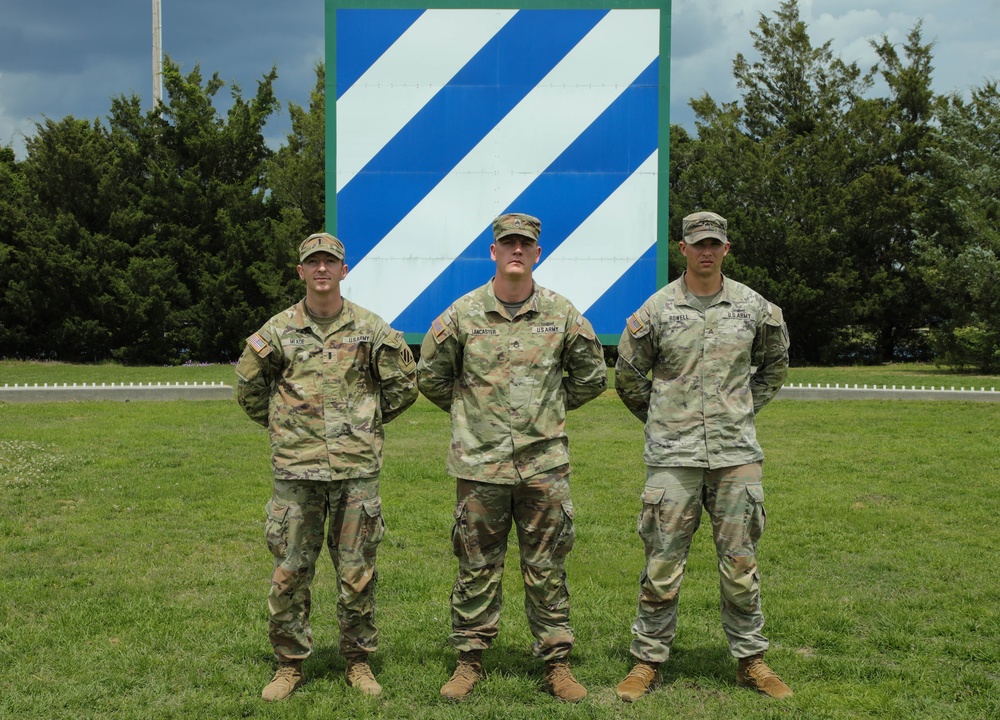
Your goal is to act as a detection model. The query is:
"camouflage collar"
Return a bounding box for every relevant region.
[291,298,356,334]
[675,272,732,309]
[486,279,539,317]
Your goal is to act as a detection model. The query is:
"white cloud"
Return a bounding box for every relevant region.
[668,0,999,129]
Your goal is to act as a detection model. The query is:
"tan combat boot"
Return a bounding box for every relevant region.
[262,660,304,702]
[345,656,382,696]
[736,653,793,699]
[616,660,660,702]
[441,650,485,700]
[544,659,587,702]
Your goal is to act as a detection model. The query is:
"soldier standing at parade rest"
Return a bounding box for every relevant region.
[613,212,793,702]
[235,233,418,702]
[417,213,607,702]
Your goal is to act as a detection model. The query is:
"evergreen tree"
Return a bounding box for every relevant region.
[0,146,28,353]
[846,23,938,361]
[675,0,871,363]
[915,83,1000,371]
[4,117,130,360]
[267,61,326,237]
[105,57,284,363]
[673,1,941,364]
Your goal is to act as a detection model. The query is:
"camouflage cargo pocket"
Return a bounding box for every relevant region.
[265,499,290,558]
[744,483,766,546]
[361,497,385,556]
[638,486,666,552]
[553,500,576,558]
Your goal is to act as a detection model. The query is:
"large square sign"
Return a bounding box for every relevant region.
[327,0,671,342]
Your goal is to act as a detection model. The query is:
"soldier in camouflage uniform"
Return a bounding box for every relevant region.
[235,232,418,702]
[417,213,607,703]
[613,212,793,702]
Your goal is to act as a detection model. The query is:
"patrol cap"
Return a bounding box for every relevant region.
[493,213,541,243]
[682,212,728,244]
[299,232,346,262]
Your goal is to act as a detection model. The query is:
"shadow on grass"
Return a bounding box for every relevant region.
[663,645,737,687]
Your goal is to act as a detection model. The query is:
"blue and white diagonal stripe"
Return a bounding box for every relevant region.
[334,7,662,338]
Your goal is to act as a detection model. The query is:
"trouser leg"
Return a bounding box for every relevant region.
[327,475,384,658]
[703,463,769,658]
[449,479,512,651]
[513,464,575,661]
[266,480,328,662]
[630,466,705,664]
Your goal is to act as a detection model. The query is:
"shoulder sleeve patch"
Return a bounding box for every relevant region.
[389,330,415,368]
[379,329,415,373]
[626,312,651,338]
[572,316,596,341]
[247,332,272,358]
[399,343,415,369]
[382,329,403,349]
[431,315,451,343]
[765,302,785,326]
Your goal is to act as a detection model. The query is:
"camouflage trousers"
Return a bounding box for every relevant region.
[450,464,576,661]
[630,463,769,663]
[265,476,385,662]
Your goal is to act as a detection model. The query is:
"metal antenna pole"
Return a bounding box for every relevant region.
[152,0,163,108]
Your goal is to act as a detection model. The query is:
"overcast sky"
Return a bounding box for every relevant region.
[1,1,997,160]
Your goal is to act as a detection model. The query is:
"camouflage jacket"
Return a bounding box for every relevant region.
[417,280,607,484]
[235,299,417,481]
[615,273,789,469]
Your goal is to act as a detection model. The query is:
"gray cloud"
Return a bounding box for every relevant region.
[1,1,997,158]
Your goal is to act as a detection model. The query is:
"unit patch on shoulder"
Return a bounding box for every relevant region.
[626,313,645,336]
[398,343,415,371]
[247,332,272,358]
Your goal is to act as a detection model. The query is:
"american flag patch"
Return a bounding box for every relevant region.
[248,333,268,355]
[626,313,645,335]
[432,317,449,342]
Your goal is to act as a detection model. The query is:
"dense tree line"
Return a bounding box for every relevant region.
[1,1,997,369]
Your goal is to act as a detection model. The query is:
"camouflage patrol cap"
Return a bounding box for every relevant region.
[682,212,728,244]
[299,232,346,262]
[493,213,541,243]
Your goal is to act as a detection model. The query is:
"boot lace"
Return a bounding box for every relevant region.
[625,661,658,685]
[346,660,375,684]
[274,662,301,680]
[745,656,778,683]
[547,661,577,684]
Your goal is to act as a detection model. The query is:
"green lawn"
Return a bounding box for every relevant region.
[0,359,237,386]
[784,363,999,389]
[2,358,998,390]
[1,384,997,718]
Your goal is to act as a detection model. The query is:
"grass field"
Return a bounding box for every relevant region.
[2,358,999,389]
[1,362,999,719]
